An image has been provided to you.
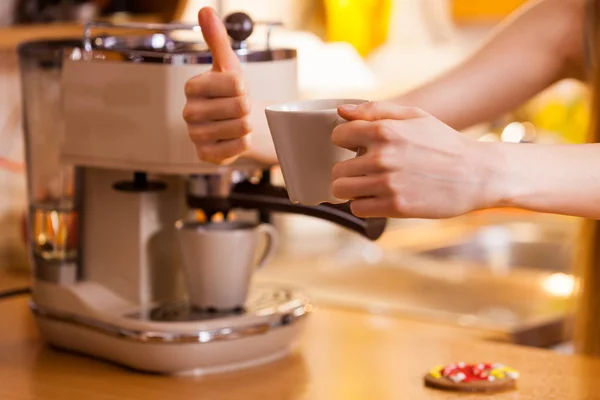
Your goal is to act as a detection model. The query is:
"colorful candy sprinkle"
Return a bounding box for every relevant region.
[429,362,519,383]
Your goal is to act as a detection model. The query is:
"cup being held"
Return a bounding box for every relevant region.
[174,220,278,311]
[265,98,369,206]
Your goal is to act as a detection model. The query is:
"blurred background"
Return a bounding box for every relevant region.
[0,0,588,351]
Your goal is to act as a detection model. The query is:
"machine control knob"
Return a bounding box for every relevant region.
[225,12,254,43]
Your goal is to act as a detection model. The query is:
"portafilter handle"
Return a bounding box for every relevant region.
[186,177,387,241]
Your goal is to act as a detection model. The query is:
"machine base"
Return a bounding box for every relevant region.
[34,316,304,375]
[31,285,311,375]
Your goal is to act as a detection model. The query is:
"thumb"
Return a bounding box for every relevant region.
[198,7,242,73]
[337,101,426,121]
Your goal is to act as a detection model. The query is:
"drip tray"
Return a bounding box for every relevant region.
[124,286,307,322]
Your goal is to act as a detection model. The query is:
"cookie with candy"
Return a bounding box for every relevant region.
[424,362,519,392]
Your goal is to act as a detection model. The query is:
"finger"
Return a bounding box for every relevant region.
[332,174,395,200]
[188,117,252,144]
[184,71,245,98]
[338,101,426,121]
[331,120,376,150]
[198,7,242,73]
[197,137,251,164]
[331,151,395,180]
[350,196,404,218]
[332,119,399,151]
[183,96,250,123]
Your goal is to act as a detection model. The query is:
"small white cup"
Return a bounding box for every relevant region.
[174,220,278,311]
[265,98,368,206]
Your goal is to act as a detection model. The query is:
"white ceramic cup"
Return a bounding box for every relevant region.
[174,220,278,311]
[265,98,369,206]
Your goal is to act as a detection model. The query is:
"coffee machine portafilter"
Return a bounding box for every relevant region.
[186,171,387,240]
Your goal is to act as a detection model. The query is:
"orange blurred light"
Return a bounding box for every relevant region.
[452,0,529,22]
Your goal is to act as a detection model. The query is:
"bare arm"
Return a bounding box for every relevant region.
[248,0,588,165]
[393,0,587,131]
[486,142,600,219]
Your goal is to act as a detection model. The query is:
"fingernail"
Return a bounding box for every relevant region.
[339,104,357,112]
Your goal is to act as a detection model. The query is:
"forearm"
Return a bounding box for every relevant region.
[488,143,600,219]
[392,0,586,131]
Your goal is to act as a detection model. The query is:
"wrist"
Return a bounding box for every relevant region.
[473,141,527,210]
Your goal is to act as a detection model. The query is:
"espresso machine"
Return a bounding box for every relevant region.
[18,13,386,374]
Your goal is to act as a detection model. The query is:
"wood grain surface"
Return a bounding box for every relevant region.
[0,18,163,52]
[0,23,83,51]
[0,295,598,400]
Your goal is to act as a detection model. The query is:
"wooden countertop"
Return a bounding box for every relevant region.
[0,16,163,52]
[0,294,597,400]
[0,23,83,51]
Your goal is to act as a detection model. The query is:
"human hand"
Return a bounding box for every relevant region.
[182,7,251,165]
[331,102,502,219]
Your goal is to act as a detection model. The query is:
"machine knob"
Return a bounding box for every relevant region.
[225,12,254,43]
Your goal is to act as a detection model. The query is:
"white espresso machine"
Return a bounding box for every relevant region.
[18,13,386,375]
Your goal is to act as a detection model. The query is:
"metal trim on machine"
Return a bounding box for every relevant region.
[30,301,310,344]
[67,45,297,65]
[71,18,297,65]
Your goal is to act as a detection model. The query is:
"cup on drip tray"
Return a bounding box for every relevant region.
[174,219,278,311]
